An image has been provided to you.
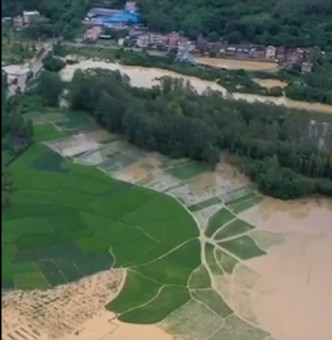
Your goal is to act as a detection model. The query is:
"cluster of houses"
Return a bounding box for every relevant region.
[195,37,314,72]
[2,1,315,73]
[82,3,315,72]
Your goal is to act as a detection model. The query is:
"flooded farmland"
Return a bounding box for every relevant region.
[253,78,288,89]
[41,123,332,340]
[60,58,332,114]
[195,57,279,71]
[241,199,332,340]
[3,107,332,340]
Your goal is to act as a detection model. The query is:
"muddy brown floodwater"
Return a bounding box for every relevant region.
[240,198,332,340]
[60,59,332,114]
[253,78,288,89]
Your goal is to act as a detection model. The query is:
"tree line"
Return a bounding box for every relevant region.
[2,0,91,40]
[116,0,332,50]
[65,69,332,199]
[2,72,34,209]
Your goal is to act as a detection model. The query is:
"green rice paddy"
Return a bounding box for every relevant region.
[2,143,201,323]
[2,124,268,334]
[166,162,210,180]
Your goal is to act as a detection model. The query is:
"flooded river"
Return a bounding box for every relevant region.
[60,59,332,114]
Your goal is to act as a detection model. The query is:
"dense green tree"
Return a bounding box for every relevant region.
[42,53,66,72]
[39,70,63,107]
[67,69,332,199]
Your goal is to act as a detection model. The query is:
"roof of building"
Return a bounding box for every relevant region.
[23,10,40,16]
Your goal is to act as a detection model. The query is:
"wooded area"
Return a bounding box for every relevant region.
[3,0,332,50]
[134,0,332,50]
[2,72,34,208]
[67,69,332,199]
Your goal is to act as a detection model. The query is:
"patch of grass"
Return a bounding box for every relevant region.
[32,149,68,173]
[218,236,266,260]
[86,186,155,219]
[205,208,235,237]
[119,286,191,324]
[189,265,211,289]
[226,193,264,214]
[33,123,68,142]
[107,270,162,314]
[14,270,50,290]
[191,289,232,317]
[3,216,54,234]
[188,197,221,212]
[3,141,201,312]
[59,111,95,131]
[166,162,209,180]
[205,243,223,275]
[61,171,117,194]
[214,219,254,240]
[134,239,201,286]
[215,249,239,274]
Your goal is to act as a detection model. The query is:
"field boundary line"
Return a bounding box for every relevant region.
[214,229,255,243]
[189,289,225,318]
[118,284,165,316]
[134,225,160,244]
[204,320,226,340]
[132,237,198,268]
[213,247,225,275]
[210,217,237,239]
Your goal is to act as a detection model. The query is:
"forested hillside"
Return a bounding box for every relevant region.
[2,0,90,39]
[134,0,332,49]
[3,0,332,49]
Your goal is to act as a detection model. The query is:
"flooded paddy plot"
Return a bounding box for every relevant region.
[195,57,279,71]
[253,78,287,89]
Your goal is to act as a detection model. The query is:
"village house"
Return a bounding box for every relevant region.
[266,45,277,60]
[125,1,138,12]
[301,61,313,73]
[136,34,150,48]
[84,26,103,42]
[23,10,41,25]
[13,16,24,28]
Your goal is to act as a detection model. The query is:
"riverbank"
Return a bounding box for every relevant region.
[59,56,332,115]
[59,43,332,106]
[58,45,284,97]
